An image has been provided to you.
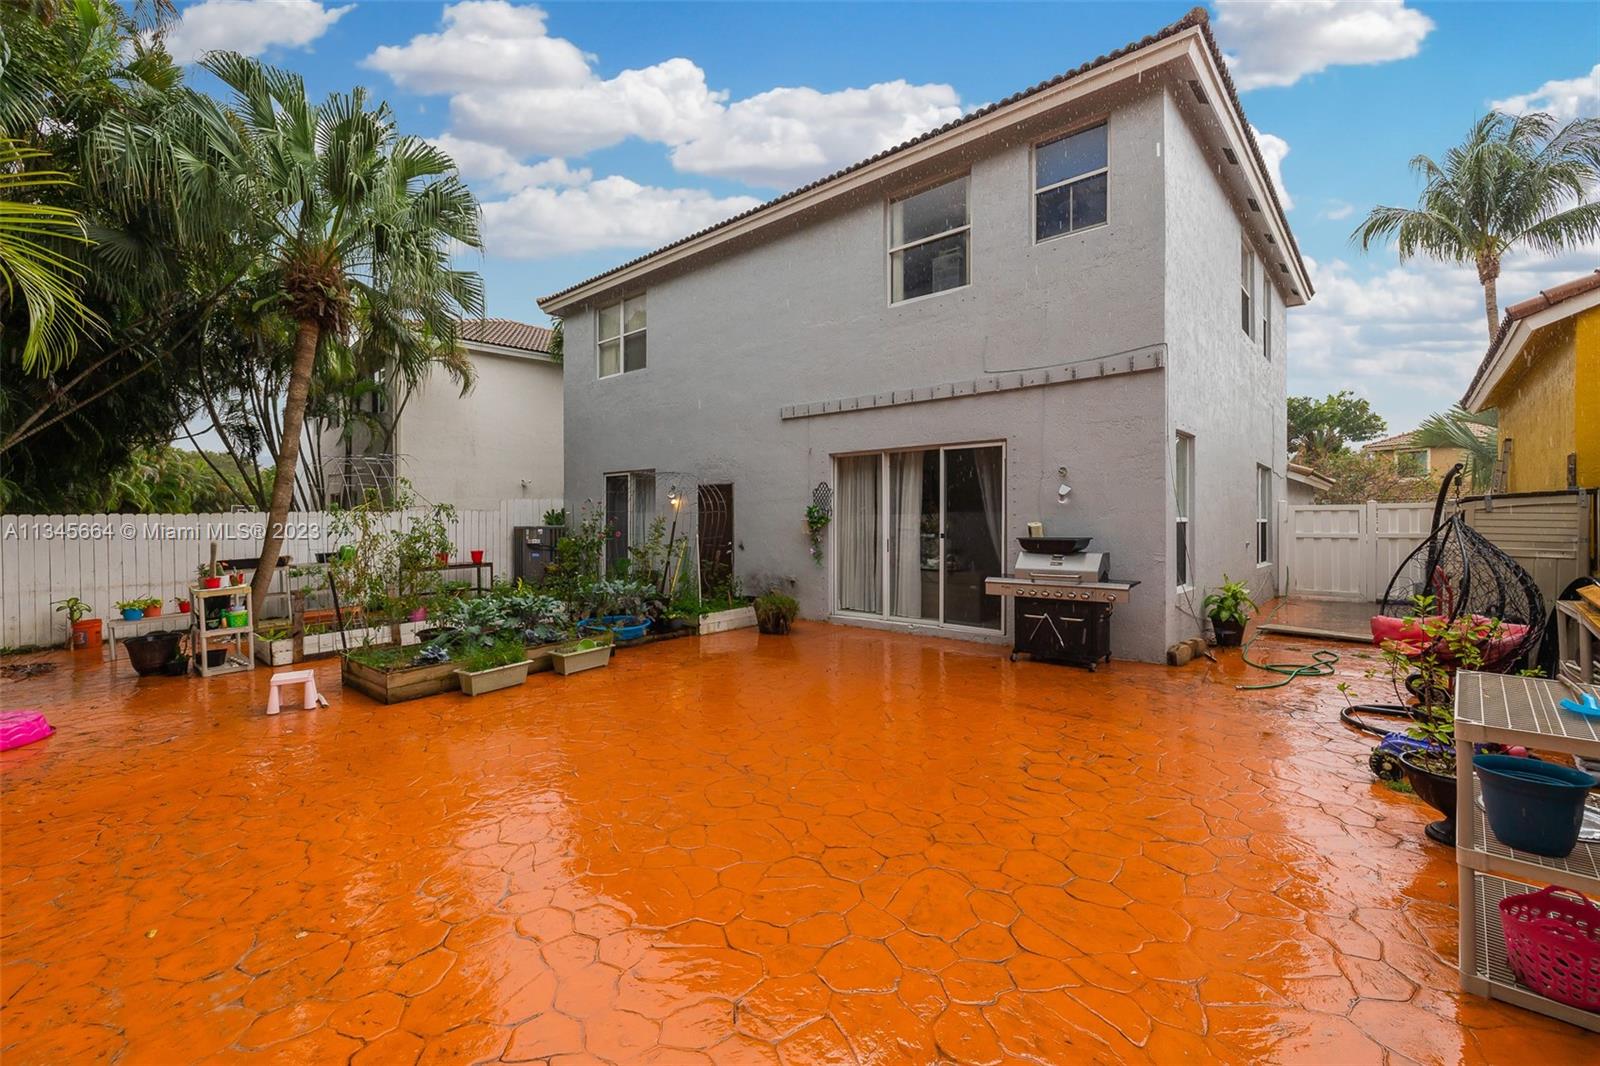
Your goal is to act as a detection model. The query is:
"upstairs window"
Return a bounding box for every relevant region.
[889,176,970,303]
[1396,449,1429,478]
[1263,286,1272,360]
[598,295,646,378]
[1035,123,1108,240]
[1240,240,1255,338]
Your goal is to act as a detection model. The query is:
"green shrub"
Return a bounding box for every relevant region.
[754,590,799,633]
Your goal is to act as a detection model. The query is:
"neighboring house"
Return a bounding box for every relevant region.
[1286,461,1333,505]
[1463,270,1600,493]
[321,318,563,510]
[538,9,1311,663]
[1361,424,1492,479]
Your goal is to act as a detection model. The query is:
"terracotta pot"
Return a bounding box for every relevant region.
[436,552,450,565]
[144,603,162,618]
[70,618,102,651]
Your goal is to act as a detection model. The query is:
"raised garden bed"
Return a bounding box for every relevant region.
[342,638,568,703]
[696,605,757,634]
[257,621,425,666]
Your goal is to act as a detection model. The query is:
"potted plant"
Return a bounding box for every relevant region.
[1201,576,1255,647]
[198,563,225,589]
[175,597,192,614]
[52,597,100,651]
[551,635,612,675]
[140,596,163,618]
[754,590,799,634]
[454,637,532,696]
[115,599,146,621]
[435,550,450,565]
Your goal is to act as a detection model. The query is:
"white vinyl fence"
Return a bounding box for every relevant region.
[1278,500,1435,602]
[0,499,562,649]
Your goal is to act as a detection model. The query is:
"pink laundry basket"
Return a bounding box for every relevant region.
[0,710,54,752]
[1499,885,1600,1012]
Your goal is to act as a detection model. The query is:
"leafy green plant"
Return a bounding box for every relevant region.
[1372,594,1498,773]
[804,504,830,565]
[1201,576,1255,624]
[114,599,147,612]
[543,507,566,527]
[582,577,658,621]
[754,590,799,634]
[545,502,606,604]
[328,480,457,640]
[52,596,91,624]
[428,596,512,656]
[456,636,527,673]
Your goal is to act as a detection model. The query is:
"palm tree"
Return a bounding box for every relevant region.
[0,140,103,373]
[116,53,484,611]
[1354,111,1600,339]
[1413,406,1499,492]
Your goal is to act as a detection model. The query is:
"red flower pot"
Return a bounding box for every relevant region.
[436,551,450,565]
[177,601,192,614]
[202,576,223,589]
[470,549,484,564]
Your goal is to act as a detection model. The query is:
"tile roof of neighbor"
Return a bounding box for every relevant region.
[539,7,1303,310]
[1463,269,1600,405]
[458,318,554,354]
[1363,422,1495,452]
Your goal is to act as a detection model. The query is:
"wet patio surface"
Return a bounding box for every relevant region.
[1,625,1592,1064]
[1256,598,1379,644]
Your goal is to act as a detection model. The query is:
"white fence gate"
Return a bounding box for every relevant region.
[1278,501,1435,602]
[0,498,562,649]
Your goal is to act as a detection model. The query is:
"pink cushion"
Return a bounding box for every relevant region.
[0,710,54,752]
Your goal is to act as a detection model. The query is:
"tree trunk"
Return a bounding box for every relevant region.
[250,318,320,615]
[1477,253,1501,341]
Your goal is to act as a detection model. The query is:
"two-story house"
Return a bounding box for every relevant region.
[538,9,1312,662]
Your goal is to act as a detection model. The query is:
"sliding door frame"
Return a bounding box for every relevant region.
[830,439,1006,635]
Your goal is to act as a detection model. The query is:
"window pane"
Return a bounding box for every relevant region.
[598,339,621,377]
[623,296,646,334]
[836,455,881,614]
[1240,243,1252,285]
[892,232,968,302]
[598,303,621,341]
[1071,173,1108,229]
[623,332,647,372]
[1174,437,1189,516]
[891,177,967,246]
[1241,290,1252,336]
[1035,185,1072,241]
[1176,522,1188,587]
[1036,124,1107,189]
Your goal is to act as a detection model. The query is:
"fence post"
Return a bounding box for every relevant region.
[1363,500,1380,603]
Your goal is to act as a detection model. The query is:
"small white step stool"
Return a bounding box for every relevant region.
[266,669,328,715]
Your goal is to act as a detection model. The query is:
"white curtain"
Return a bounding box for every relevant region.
[972,446,1004,569]
[890,452,926,618]
[836,456,880,613]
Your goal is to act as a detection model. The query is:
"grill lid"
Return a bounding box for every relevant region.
[1014,551,1109,583]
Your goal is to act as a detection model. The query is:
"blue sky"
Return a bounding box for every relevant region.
[167,0,1600,435]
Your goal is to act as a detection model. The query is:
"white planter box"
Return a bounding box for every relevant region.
[455,658,531,696]
[256,639,294,666]
[698,605,757,634]
[551,643,612,675]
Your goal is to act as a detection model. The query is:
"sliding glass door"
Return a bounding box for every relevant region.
[834,443,1004,630]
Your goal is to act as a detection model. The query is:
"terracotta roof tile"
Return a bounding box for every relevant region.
[459,318,554,354]
[538,7,1304,311]
[1463,269,1600,406]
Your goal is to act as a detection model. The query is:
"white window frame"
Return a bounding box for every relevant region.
[1256,465,1272,567]
[1240,238,1256,339]
[886,175,971,306]
[1175,432,1194,591]
[1396,448,1430,477]
[1032,121,1110,244]
[1262,285,1272,360]
[596,295,646,379]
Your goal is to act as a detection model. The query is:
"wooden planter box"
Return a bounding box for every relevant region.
[342,647,459,704]
[455,659,531,696]
[697,605,757,634]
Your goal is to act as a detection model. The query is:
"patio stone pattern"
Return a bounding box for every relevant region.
[2,625,1594,1063]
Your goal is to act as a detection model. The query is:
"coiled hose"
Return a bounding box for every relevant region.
[1234,601,1341,690]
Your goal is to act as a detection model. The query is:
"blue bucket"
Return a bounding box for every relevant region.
[1473,754,1597,858]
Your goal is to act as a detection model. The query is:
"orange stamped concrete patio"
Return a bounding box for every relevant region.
[1,625,1593,1064]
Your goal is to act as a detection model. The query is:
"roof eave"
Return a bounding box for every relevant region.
[1462,285,1600,411]
[538,20,1310,316]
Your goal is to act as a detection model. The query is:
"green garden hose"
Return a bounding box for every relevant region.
[1234,601,1341,690]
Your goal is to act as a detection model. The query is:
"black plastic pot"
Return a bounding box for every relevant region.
[1398,748,1457,845]
[124,631,183,676]
[1474,754,1597,858]
[205,648,227,669]
[1212,618,1244,647]
[160,654,191,677]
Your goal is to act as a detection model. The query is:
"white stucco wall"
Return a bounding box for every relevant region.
[395,347,564,510]
[1161,90,1289,646]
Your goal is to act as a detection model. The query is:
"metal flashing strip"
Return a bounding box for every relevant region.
[778,346,1165,421]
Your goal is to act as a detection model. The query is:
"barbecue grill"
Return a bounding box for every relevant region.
[984,538,1137,670]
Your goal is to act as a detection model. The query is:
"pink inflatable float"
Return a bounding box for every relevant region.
[0,710,54,752]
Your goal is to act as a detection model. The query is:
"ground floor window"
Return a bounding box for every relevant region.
[1175,433,1194,589]
[834,443,1004,630]
[1257,464,1271,566]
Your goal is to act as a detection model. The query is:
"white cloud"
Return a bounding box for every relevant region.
[430,135,590,194]
[364,1,962,188]
[1214,0,1433,91]
[1491,64,1600,122]
[1321,200,1355,221]
[1251,127,1293,209]
[1288,243,1599,428]
[480,177,760,258]
[165,0,352,64]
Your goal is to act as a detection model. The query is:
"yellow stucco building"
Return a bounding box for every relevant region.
[1463,271,1600,493]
